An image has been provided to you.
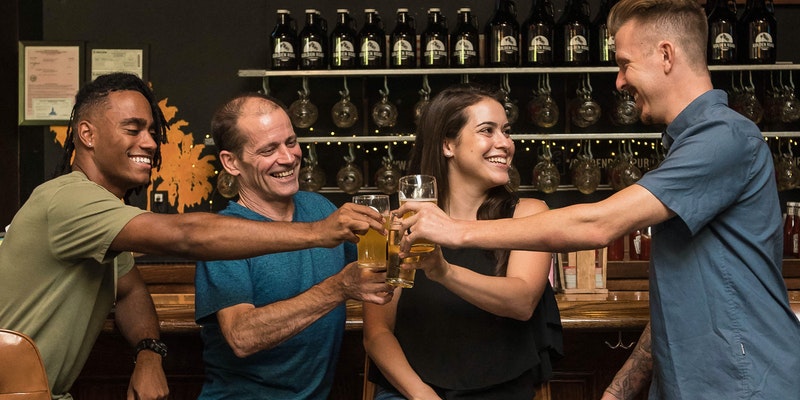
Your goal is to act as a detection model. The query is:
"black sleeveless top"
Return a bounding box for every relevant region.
[369,243,563,397]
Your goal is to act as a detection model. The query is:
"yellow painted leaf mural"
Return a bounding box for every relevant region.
[50,93,217,213]
[150,98,216,212]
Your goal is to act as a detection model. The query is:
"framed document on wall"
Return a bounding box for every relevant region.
[18,41,84,125]
[86,44,149,82]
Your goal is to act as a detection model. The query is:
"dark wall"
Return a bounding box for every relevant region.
[0,0,795,222]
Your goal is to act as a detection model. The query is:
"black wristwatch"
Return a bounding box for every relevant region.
[134,338,168,363]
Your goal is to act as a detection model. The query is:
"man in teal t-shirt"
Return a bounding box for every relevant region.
[194,93,394,399]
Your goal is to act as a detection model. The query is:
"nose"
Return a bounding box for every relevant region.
[278,145,299,164]
[615,70,627,92]
[140,130,157,150]
[495,133,514,152]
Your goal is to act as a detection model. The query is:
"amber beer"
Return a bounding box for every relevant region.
[399,198,438,253]
[353,195,390,269]
[386,225,416,288]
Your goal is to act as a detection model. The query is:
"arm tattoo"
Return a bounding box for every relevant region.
[604,323,653,400]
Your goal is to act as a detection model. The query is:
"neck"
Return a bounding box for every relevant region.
[237,192,295,222]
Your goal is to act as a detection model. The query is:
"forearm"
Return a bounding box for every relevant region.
[114,274,161,345]
[115,212,324,260]
[433,263,542,320]
[603,323,653,400]
[223,277,347,357]
[364,330,438,399]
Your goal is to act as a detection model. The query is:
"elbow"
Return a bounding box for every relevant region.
[506,304,535,321]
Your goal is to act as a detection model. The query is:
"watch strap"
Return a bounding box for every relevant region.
[134,338,167,362]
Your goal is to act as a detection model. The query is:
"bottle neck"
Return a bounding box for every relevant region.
[337,13,348,26]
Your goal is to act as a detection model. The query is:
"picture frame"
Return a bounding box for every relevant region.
[18,41,84,126]
[86,43,149,83]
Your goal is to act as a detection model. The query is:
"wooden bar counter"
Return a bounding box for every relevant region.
[70,260,799,400]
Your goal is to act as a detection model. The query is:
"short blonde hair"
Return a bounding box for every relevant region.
[608,0,708,68]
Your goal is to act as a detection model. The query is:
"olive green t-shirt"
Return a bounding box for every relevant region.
[0,171,146,398]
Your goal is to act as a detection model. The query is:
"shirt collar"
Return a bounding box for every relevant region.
[661,89,728,150]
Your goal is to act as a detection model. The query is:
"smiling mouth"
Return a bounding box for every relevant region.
[272,170,295,178]
[130,156,152,166]
[487,156,509,165]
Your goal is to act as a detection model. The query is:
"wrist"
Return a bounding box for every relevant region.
[134,338,167,364]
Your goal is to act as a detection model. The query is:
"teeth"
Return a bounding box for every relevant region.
[273,170,294,178]
[487,157,508,164]
[130,156,151,165]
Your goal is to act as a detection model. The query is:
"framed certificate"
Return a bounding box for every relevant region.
[19,41,84,125]
[87,44,149,82]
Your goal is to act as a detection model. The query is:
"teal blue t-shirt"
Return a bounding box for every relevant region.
[195,191,356,399]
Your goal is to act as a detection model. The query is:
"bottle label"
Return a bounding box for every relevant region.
[301,40,324,61]
[454,38,477,57]
[529,35,552,54]
[568,35,589,54]
[361,40,383,61]
[793,233,798,254]
[273,41,296,62]
[713,33,735,51]
[334,40,355,61]
[391,39,414,60]
[753,32,775,51]
[424,39,447,59]
[499,36,519,54]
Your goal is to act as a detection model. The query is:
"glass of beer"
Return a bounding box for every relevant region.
[397,174,438,255]
[386,215,416,288]
[352,194,390,269]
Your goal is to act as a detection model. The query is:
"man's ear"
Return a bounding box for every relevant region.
[218,150,240,176]
[658,40,675,73]
[76,120,94,148]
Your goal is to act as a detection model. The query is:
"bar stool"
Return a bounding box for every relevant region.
[0,329,50,400]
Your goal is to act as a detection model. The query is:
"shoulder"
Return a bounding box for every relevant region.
[513,197,549,218]
[294,191,337,214]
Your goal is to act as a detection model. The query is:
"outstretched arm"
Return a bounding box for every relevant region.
[111,202,386,260]
[113,267,169,400]
[216,262,393,358]
[396,185,672,254]
[601,323,653,400]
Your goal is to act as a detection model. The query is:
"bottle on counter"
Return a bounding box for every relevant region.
[738,0,777,64]
[330,9,358,69]
[592,0,617,66]
[299,9,328,70]
[629,227,651,261]
[556,0,591,66]
[522,0,555,66]
[485,0,520,67]
[359,9,387,69]
[451,8,480,67]
[421,8,449,68]
[270,9,298,70]
[390,8,416,68]
[706,0,738,64]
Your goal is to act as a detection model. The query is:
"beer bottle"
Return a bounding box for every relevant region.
[592,0,617,66]
[738,0,777,64]
[485,0,520,67]
[330,9,358,69]
[522,0,555,66]
[390,8,416,68]
[359,9,386,69]
[706,0,737,64]
[421,8,449,68]
[270,9,298,70]
[451,8,480,67]
[556,0,591,66]
[299,9,327,69]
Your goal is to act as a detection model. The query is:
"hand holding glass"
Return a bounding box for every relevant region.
[352,195,390,269]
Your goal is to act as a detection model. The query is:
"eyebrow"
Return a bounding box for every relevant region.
[119,117,152,128]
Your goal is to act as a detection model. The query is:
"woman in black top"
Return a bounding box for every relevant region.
[363,84,562,400]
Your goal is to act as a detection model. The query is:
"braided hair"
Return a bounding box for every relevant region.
[56,73,168,177]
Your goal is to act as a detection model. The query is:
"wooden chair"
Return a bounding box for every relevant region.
[0,329,51,400]
[362,355,375,400]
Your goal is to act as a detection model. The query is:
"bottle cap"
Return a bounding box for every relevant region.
[337,9,349,13]
[305,9,317,14]
[365,8,377,13]
[428,8,441,13]
[457,8,472,13]
[397,8,409,13]
[277,9,290,14]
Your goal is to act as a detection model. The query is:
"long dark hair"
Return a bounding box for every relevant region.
[407,83,518,276]
[57,72,168,177]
